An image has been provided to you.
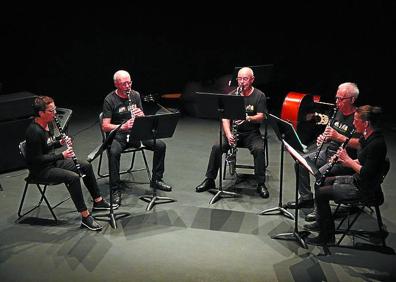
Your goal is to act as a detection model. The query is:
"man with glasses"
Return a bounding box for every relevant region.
[102,70,172,206]
[285,82,361,222]
[195,67,269,198]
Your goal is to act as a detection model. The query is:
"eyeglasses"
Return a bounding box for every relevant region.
[336,96,353,101]
[46,107,56,113]
[237,77,251,82]
[119,81,132,86]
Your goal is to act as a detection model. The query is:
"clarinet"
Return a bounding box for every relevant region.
[225,85,243,176]
[54,116,86,178]
[126,89,136,143]
[313,107,337,165]
[315,129,355,187]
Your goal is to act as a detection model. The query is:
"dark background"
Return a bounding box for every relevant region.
[1,2,395,120]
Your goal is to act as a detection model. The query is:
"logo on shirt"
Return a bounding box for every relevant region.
[333,121,350,133]
[118,106,128,113]
[246,105,254,113]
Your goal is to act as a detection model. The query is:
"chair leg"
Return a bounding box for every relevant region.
[223,157,227,180]
[35,184,58,222]
[126,151,137,173]
[97,152,108,178]
[374,205,387,247]
[141,150,152,182]
[17,183,58,222]
[336,207,363,246]
[17,182,31,219]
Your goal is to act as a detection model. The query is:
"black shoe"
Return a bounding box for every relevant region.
[303,221,320,232]
[92,198,119,211]
[305,209,317,222]
[81,215,103,231]
[305,234,335,246]
[195,178,215,192]
[151,180,172,192]
[257,184,269,198]
[111,190,122,206]
[285,198,314,209]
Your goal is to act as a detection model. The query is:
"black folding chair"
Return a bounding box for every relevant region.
[96,112,151,183]
[17,141,71,222]
[333,157,390,248]
[223,120,269,180]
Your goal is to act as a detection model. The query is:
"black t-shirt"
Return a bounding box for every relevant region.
[327,111,356,153]
[102,90,143,140]
[230,88,267,134]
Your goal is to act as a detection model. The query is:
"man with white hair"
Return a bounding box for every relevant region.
[102,70,172,205]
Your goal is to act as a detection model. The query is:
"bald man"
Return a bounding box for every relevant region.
[195,67,269,198]
[102,70,172,205]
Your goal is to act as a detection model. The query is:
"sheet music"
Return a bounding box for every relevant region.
[282,140,315,175]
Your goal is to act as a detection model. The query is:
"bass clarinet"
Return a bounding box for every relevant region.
[315,129,355,187]
[225,85,243,176]
[54,116,86,178]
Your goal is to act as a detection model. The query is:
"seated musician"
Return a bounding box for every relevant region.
[304,105,387,245]
[25,96,116,231]
[285,82,361,222]
[195,67,269,198]
[102,70,172,206]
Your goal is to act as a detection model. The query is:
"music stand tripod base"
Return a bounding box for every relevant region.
[259,206,294,220]
[208,188,240,205]
[93,188,130,229]
[272,230,309,249]
[140,193,176,211]
[94,210,130,229]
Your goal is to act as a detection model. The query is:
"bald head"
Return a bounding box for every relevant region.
[238,67,254,78]
[113,70,131,82]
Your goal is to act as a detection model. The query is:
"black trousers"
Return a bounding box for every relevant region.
[205,130,266,184]
[35,159,101,213]
[295,147,354,200]
[315,175,360,239]
[108,138,166,190]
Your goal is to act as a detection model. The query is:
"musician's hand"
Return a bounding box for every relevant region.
[325,127,340,141]
[226,133,236,145]
[121,118,135,131]
[316,134,327,147]
[132,107,144,117]
[62,147,75,159]
[60,136,73,147]
[337,148,352,167]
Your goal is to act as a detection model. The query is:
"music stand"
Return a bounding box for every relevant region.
[271,139,319,248]
[195,92,245,204]
[133,113,180,211]
[87,123,130,229]
[259,114,304,219]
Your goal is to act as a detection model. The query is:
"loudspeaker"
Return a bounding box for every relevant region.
[0,91,37,122]
[0,117,33,173]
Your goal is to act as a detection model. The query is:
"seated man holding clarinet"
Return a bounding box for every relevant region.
[101,70,172,206]
[285,82,361,222]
